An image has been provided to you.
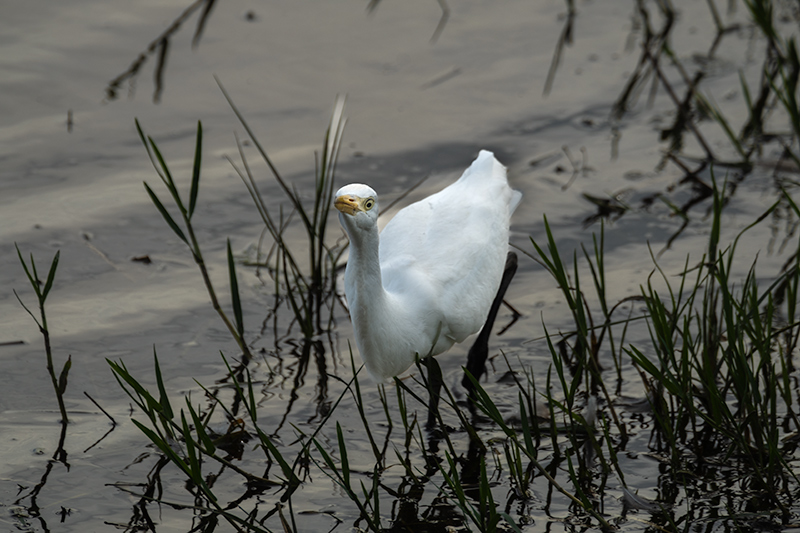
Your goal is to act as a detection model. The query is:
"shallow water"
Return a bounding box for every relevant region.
[2,0,800,531]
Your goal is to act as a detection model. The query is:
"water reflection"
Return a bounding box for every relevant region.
[14,443,69,532]
[105,0,218,103]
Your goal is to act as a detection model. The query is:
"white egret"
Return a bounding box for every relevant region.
[334,150,522,387]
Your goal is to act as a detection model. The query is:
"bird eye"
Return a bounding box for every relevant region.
[364,198,375,210]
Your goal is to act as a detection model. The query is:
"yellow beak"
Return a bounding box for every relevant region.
[334,195,361,216]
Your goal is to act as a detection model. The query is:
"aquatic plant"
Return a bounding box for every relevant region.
[138,91,346,350]
[219,84,347,339]
[136,119,255,362]
[13,246,69,436]
[12,246,72,529]
[628,179,800,518]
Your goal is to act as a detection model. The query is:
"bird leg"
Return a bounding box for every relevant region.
[424,353,444,429]
[462,252,518,408]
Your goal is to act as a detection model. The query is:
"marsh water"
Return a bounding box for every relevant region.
[2,0,800,531]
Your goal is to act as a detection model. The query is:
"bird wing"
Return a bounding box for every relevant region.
[378,151,519,343]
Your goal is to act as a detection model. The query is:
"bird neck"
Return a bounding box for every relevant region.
[342,213,430,380]
[343,217,384,303]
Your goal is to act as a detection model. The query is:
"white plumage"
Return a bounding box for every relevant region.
[335,150,521,381]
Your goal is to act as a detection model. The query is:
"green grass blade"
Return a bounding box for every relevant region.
[15,244,41,299]
[144,182,189,245]
[186,398,217,455]
[251,425,301,496]
[227,239,245,339]
[131,418,189,473]
[626,345,684,398]
[519,393,536,458]
[215,77,311,230]
[12,289,39,327]
[180,410,200,477]
[335,422,351,487]
[107,359,153,414]
[41,250,60,300]
[147,137,183,209]
[189,120,202,218]
[153,347,174,421]
[135,119,160,177]
[57,355,71,395]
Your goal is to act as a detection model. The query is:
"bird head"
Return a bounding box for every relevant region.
[334,184,379,230]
